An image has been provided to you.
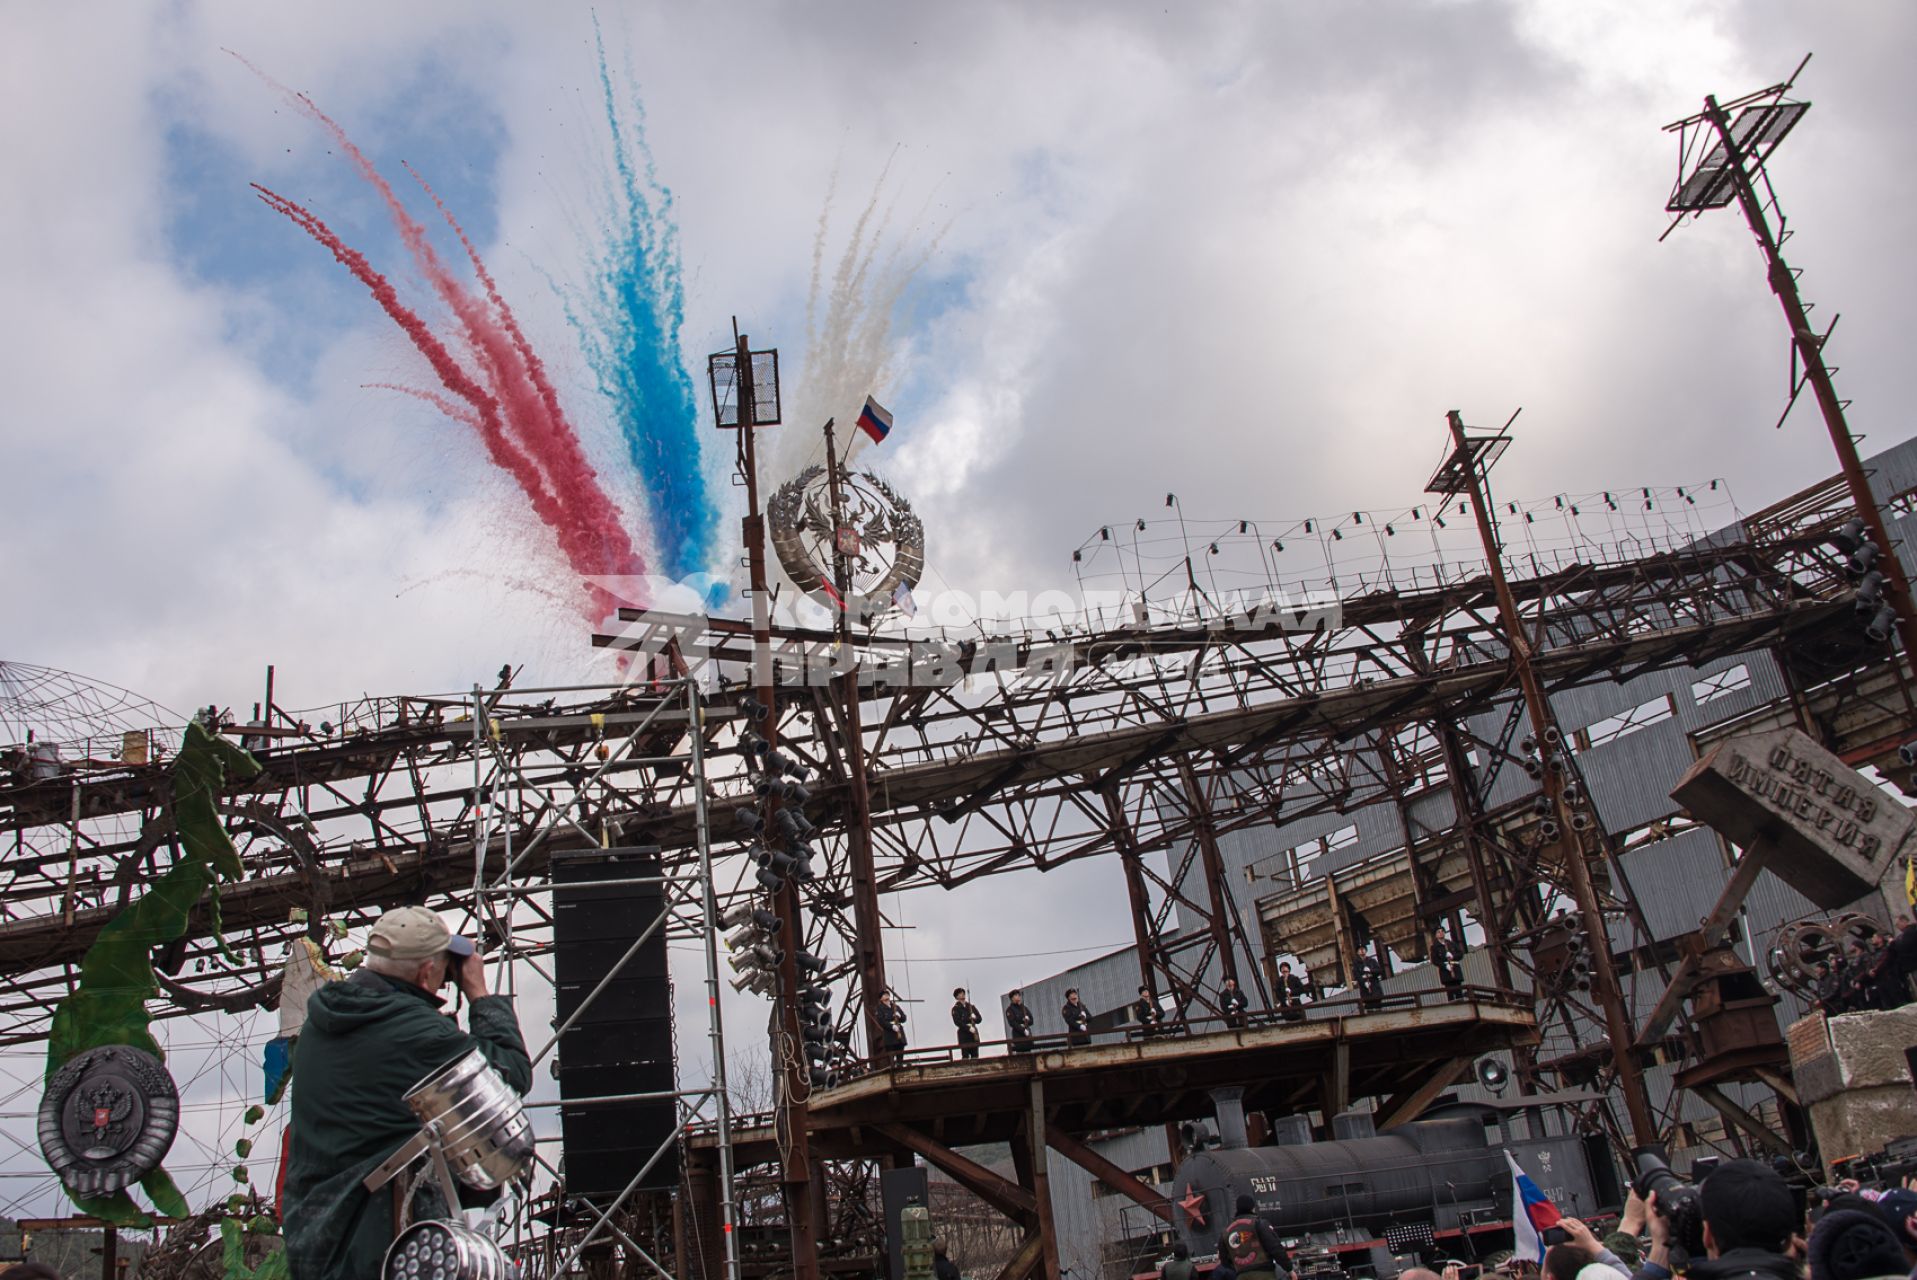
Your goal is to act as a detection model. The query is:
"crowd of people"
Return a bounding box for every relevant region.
[1414,1159,1917,1280]
[1810,916,1917,1016]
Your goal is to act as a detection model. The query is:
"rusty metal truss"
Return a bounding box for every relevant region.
[0,464,1896,1160]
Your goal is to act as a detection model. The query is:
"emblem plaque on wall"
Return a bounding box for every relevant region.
[768,462,925,620]
[38,1044,181,1197]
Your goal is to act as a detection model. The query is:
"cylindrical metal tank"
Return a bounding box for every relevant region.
[1170,1117,1501,1254]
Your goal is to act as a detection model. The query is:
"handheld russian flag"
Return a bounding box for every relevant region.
[1507,1150,1562,1263]
[857,395,894,444]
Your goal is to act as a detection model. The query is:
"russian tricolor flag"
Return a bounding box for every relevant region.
[1507,1150,1562,1263]
[857,395,894,444]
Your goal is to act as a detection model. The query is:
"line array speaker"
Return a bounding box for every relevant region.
[553,846,678,1198]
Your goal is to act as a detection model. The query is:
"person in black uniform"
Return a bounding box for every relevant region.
[1133,985,1163,1038]
[1841,938,1875,1013]
[1431,926,1466,1001]
[951,987,983,1059]
[1062,987,1092,1046]
[874,989,907,1065]
[1275,962,1309,1021]
[1353,953,1383,1010]
[1005,988,1035,1053]
[1811,960,1842,1015]
[1891,914,1917,1006]
[1219,976,1250,1029]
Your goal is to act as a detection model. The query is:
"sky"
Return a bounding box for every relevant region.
[3,0,1916,1223]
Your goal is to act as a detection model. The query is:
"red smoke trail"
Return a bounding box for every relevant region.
[253,184,637,622]
[363,383,483,431]
[235,53,648,620]
[403,163,635,570]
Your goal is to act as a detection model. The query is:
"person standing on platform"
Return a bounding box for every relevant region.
[1220,976,1250,1029]
[1062,987,1092,1046]
[1431,926,1466,1001]
[1163,1241,1196,1280]
[875,989,908,1065]
[1353,953,1384,1010]
[1276,962,1309,1021]
[1133,985,1163,1038]
[951,987,983,1059]
[1005,988,1036,1053]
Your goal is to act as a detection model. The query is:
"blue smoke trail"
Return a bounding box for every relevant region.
[568,21,718,584]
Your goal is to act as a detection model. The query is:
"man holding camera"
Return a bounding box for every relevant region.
[1632,1159,1799,1280]
[285,906,532,1280]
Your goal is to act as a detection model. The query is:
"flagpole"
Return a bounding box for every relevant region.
[822,418,891,1058]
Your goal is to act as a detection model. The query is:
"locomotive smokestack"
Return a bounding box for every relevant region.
[1211,1086,1248,1149]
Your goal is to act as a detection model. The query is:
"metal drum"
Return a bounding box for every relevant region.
[403,1049,533,1191]
[382,1217,517,1280]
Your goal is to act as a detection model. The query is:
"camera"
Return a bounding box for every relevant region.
[1632,1146,1708,1268]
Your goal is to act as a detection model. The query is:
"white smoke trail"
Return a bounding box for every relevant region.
[771,157,945,483]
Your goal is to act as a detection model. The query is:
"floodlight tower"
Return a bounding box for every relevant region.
[1428,411,1660,1148]
[709,327,821,1280]
[1663,58,1917,665]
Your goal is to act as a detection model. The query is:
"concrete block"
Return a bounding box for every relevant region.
[1809,1088,1917,1168]
[1829,1006,1917,1089]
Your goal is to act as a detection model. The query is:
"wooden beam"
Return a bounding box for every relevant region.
[1376,1057,1472,1130]
[995,1232,1046,1280]
[1045,1124,1174,1224]
[875,1123,1036,1219]
[1688,1083,1792,1156]
[1751,1065,1800,1107]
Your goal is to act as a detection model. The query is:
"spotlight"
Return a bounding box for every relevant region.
[383,1218,514,1280]
[1474,1057,1510,1096]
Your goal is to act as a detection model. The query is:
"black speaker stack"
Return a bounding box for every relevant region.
[552,846,678,1198]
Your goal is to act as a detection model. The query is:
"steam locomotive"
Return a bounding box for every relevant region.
[1167,1101,1620,1278]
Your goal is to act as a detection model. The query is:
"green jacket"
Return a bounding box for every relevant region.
[283,970,531,1280]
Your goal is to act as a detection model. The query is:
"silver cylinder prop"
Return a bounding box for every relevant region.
[403,1049,533,1191]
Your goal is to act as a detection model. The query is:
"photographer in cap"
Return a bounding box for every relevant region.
[284,907,531,1280]
[1635,1159,1799,1280]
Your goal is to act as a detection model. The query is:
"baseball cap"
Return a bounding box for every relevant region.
[369,906,475,962]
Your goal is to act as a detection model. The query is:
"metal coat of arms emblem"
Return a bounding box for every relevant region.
[38,1044,180,1197]
[768,463,925,621]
